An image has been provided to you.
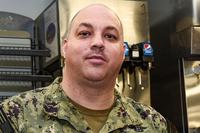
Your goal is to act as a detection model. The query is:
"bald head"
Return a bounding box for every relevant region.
[65,4,123,39]
[62,3,125,90]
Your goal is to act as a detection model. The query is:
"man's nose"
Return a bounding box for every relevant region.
[91,34,105,51]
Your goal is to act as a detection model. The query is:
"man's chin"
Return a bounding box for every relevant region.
[84,74,106,82]
[86,76,105,82]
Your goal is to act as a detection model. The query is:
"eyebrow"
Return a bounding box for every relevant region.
[105,26,119,34]
[78,22,119,32]
[78,23,93,29]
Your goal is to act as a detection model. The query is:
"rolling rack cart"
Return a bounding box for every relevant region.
[0,10,55,102]
[0,32,53,102]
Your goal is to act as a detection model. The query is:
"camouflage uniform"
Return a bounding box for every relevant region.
[0,77,167,133]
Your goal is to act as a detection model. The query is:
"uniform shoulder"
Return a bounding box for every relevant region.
[1,77,62,105]
[124,97,167,131]
[2,87,48,105]
[0,87,48,132]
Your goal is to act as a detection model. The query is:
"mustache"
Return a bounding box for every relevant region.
[85,50,108,62]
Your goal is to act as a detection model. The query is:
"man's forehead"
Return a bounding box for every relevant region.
[75,4,115,17]
[71,4,122,27]
[66,4,124,38]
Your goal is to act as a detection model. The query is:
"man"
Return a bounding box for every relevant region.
[0,4,167,133]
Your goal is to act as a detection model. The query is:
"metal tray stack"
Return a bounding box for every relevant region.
[0,31,52,101]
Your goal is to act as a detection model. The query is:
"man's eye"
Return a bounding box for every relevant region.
[78,31,91,38]
[104,34,117,41]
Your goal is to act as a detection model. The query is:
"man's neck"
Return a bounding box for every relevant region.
[61,76,115,110]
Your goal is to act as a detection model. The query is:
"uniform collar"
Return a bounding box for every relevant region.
[42,77,91,132]
[42,77,144,132]
[100,91,144,132]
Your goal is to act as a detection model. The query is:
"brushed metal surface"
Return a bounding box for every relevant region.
[176,0,200,31]
[192,27,200,54]
[116,67,150,105]
[183,60,200,130]
[170,26,200,55]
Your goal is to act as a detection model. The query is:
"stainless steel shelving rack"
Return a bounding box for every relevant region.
[0,37,53,101]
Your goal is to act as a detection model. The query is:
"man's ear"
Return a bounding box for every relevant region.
[61,39,68,67]
[123,43,126,60]
[62,39,68,58]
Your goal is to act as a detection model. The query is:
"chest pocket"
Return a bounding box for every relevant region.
[23,118,84,133]
[109,124,155,133]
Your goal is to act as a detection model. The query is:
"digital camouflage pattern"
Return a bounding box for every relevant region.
[0,77,167,133]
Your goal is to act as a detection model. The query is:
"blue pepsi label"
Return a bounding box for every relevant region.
[124,42,129,56]
[143,43,153,56]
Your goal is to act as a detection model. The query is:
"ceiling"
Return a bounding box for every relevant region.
[0,0,54,19]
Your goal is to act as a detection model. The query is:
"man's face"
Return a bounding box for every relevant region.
[63,5,125,82]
